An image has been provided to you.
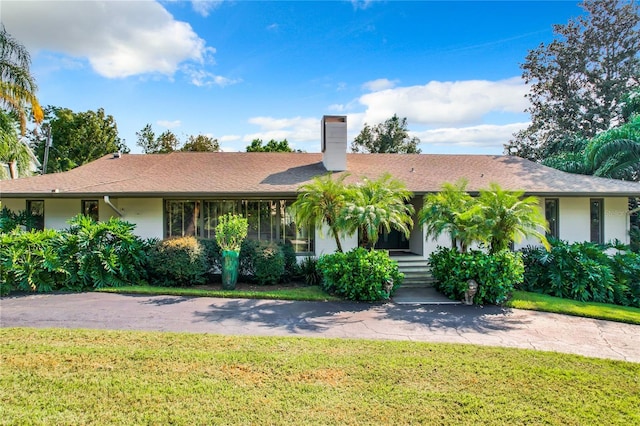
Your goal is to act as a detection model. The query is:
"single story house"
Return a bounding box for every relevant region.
[1,115,639,258]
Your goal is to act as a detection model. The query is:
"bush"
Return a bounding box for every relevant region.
[318,248,403,301]
[279,241,300,282]
[429,247,524,305]
[148,236,207,287]
[0,229,67,295]
[199,237,222,276]
[0,207,36,233]
[62,215,148,290]
[236,240,284,285]
[521,240,640,307]
[299,256,321,286]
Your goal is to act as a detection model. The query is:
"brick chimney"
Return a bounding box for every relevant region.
[321,115,347,171]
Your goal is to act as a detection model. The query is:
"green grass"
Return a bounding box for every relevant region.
[506,291,640,325]
[1,328,638,425]
[97,284,341,302]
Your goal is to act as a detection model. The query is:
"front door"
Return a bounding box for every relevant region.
[374,229,410,250]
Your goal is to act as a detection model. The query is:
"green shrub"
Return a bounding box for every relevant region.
[279,241,300,282]
[253,241,285,285]
[199,238,222,276]
[429,247,524,305]
[299,256,321,286]
[62,215,148,290]
[318,248,403,301]
[0,207,36,233]
[521,240,640,307]
[148,236,207,287]
[0,229,67,294]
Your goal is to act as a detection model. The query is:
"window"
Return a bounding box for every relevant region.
[165,198,314,254]
[26,200,44,230]
[82,200,99,222]
[590,199,604,244]
[545,199,559,239]
[166,200,200,238]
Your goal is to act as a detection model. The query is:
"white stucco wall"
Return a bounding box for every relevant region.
[314,223,358,256]
[114,198,163,240]
[0,198,24,212]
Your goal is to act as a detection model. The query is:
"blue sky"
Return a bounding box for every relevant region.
[2,1,582,154]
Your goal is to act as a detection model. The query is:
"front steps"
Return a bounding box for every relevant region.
[391,254,436,287]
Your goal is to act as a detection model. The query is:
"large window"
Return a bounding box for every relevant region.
[590,199,604,244]
[166,198,314,254]
[545,199,559,239]
[82,200,99,222]
[26,200,44,230]
[166,200,200,238]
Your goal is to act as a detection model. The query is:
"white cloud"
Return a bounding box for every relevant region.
[351,0,375,10]
[267,23,279,31]
[157,120,182,129]
[185,68,241,87]
[362,78,398,92]
[245,116,319,142]
[2,0,217,80]
[358,77,529,126]
[415,122,530,149]
[191,0,223,17]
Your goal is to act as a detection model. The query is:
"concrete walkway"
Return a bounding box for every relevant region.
[1,292,638,362]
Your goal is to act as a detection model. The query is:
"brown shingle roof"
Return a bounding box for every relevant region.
[1,152,639,198]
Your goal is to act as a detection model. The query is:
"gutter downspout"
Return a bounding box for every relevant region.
[103,196,124,217]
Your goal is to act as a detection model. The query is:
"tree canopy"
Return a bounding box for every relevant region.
[181,134,220,152]
[351,115,421,154]
[245,138,296,152]
[508,0,640,161]
[31,107,128,173]
[0,25,43,134]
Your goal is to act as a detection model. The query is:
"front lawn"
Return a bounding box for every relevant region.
[507,290,640,325]
[1,328,638,425]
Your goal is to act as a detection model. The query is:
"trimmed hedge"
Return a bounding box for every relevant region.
[318,248,403,301]
[429,247,524,305]
[147,237,208,287]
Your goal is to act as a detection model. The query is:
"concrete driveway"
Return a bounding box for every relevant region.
[1,292,638,362]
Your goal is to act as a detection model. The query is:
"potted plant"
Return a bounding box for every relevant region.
[215,213,249,290]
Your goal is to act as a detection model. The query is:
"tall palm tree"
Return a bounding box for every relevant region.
[543,115,640,181]
[418,179,480,253]
[474,183,549,254]
[342,173,414,248]
[0,111,32,179]
[292,173,351,252]
[0,25,43,134]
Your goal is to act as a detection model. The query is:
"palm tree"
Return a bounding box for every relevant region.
[418,179,480,253]
[0,25,43,134]
[543,115,640,181]
[475,183,549,254]
[342,173,414,248]
[0,111,32,179]
[292,173,351,252]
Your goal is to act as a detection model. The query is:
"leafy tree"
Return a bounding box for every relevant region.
[418,179,479,253]
[246,138,296,152]
[181,134,220,152]
[292,173,351,253]
[0,110,33,179]
[473,183,549,254]
[542,115,640,181]
[342,173,414,248]
[351,114,421,154]
[0,25,43,134]
[136,124,179,154]
[621,88,640,122]
[31,107,128,173]
[508,0,640,161]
